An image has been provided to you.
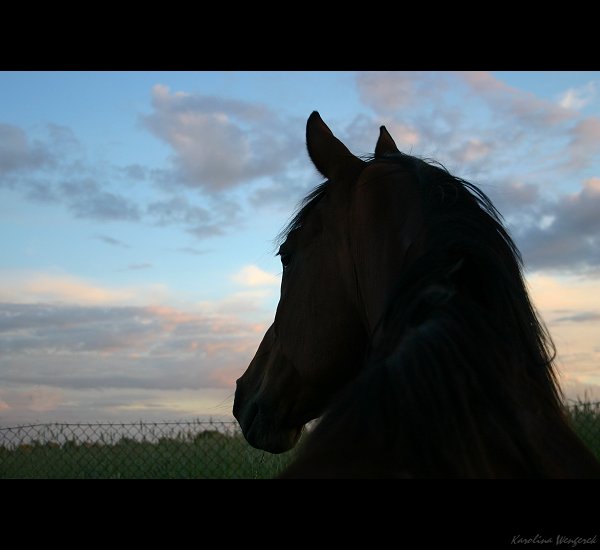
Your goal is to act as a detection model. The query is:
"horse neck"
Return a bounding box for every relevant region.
[365,228,600,477]
[287,256,600,477]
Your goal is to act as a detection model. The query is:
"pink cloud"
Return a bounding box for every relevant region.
[231,264,279,287]
[454,138,492,163]
[566,117,600,169]
[459,71,573,127]
[356,71,422,112]
[0,270,171,306]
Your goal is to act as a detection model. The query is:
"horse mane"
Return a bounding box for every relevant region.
[281,152,600,478]
[275,180,329,248]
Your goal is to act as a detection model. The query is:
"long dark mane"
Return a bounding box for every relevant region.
[281,152,600,478]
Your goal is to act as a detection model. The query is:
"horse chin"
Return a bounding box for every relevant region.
[239,407,303,454]
[248,424,302,454]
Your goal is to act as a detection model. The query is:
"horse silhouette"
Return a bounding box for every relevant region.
[234,111,600,478]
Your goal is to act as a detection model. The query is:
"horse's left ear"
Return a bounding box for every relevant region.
[306,111,365,180]
[375,125,400,158]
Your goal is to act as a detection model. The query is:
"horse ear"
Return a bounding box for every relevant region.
[374,125,400,158]
[306,111,364,180]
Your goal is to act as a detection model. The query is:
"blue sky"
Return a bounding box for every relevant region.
[1,71,600,424]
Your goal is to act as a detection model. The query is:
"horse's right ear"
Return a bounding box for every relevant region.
[374,125,400,158]
[306,111,364,180]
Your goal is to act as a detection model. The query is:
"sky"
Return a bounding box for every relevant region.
[1,71,600,426]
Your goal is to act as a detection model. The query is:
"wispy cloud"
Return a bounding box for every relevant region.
[527,273,600,316]
[553,311,600,323]
[557,81,597,111]
[93,234,130,248]
[121,263,153,271]
[458,71,574,128]
[60,178,142,222]
[146,195,227,239]
[0,270,170,306]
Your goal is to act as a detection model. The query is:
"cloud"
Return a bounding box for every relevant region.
[0,386,235,424]
[231,265,279,287]
[0,122,233,238]
[485,179,542,222]
[557,81,597,111]
[0,123,80,181]
[146,195,225,238]
[0,270,170,306]
[120,163,149,181]
[0,270,275,418]
[140,84,302,192]
[2,275,597,423]
[385,121,420,148]
[515,178,600,273]
[339,113,420,156]
[453,138,493,164]
[93,234,130,248]
[527,273,600,317]
[459,71,573,128]
[0,123,55,176]
[356,72,448,115]
[553,312,600,323]
[122,263,153,271]
[0,273,132,305]
[148,192,246,240]
[352,73,525,176]
[0,301,266,397]
[197,290,276,318]
[60,178,142,222]
[249,169,317,213]
[0,386,66,414]
[565,116,600,170]
[526,273,600,396]
[0,123,144,225]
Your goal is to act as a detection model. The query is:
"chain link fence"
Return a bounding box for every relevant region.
[1,402,599,478]
[566,400,600,463]
[0,419,295,479]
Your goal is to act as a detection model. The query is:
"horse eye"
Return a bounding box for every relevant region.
[280,253,292,268]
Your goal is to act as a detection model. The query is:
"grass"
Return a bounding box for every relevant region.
[567,400,600,460]
[0,423,296,479]
[1,402,598,478]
